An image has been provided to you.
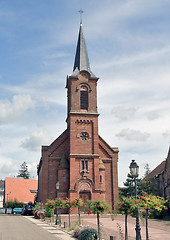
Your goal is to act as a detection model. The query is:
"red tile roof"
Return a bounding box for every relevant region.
[5,177,38,203]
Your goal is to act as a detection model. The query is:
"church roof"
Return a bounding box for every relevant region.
[72,23,96,78]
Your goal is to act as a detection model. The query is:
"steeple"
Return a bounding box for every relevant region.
[72,23,96,78]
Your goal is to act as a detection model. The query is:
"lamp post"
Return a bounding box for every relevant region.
[55,181,60,225]
[129,160,142,240]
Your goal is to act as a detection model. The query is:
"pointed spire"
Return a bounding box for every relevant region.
[72,23,96,78]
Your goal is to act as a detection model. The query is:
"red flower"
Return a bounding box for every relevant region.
[119,204,122,207]
[165,207,168,210]
[158,204,160,207]
[97,205,100,208]
[135,200,137,203]
[128,210,130,212]
[88,210,91,215]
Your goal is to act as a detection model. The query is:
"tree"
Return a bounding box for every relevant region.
[86,199,111,240]
[17,161,30,179]
[143,163,151,178]
[117,197,134,240]
[140,178,159,196]
[139,194,167,240]
[140,163,159,195]
[119,174,141,198]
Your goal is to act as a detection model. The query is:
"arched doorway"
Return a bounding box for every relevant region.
[79,190,91,212]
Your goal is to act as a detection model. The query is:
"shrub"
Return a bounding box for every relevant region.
[77,228,98,240]
[44,207,54,217]
[5,200,24,208]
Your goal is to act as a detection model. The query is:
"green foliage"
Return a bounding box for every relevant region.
[33,202,44,213]
[143,163,151,178]
[77,227,98,240]
[73,197,83,208]
[165,196,170,216]
[119,174,141,198]
[55,198,64,208]
[117,197,134,215]
[44,207,54,217]
[5,200,24,208]
[45,199,55,209]
[140,178,159,195]
[139,194,166,211]
[86,199,111,214]
[17,161,30,179]
[63,198,75,209]
[45,199,55,217]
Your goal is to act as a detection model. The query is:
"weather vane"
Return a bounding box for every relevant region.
[78,9,84,24]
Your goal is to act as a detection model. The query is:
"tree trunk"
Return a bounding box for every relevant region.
[68,208,71,228]
[97,212,101,240]
[146,209,149,240]
[125,214,128,240]
[78,207,81,225]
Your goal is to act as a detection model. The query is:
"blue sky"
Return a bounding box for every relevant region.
[0,0,170,186]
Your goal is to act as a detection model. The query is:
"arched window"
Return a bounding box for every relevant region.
[80,85,88,110]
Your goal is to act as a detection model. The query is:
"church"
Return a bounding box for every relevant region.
[37,22,119,209]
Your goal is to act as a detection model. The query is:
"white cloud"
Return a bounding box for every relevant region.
[111,106,137,121]
[0,94,35,124]
[162,130,170,139]
[146,112,160,120]
[116,128,150,142]
[0,160,18,178]
[21,130,52,151]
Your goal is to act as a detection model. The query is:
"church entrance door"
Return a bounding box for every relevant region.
[79,190,91,212]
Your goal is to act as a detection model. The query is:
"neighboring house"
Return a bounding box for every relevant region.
[162,147,170,198]
[5,177,38,203]
[37,22,119,210]
[0,180,5,207]
[145,146,170,198]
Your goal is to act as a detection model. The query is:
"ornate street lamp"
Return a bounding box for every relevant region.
[55,181,60,225]
[129,160,141,240]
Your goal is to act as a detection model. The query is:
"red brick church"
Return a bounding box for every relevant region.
[37,22,119,209]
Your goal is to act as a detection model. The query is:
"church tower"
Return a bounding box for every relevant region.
[37,22,119,209]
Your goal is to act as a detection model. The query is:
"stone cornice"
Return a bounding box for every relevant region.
[70,154,99,158]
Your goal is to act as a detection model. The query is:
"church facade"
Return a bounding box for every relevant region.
[37,23,119,209]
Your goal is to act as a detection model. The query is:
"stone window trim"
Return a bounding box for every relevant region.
[76,82,92,93]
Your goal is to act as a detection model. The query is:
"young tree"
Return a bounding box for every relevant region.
[143,163,151,178]
[86,199,111,240]
[117,197,134,240]
[119,174,141,198]
[139,194,167,240]
[17,161,30,179]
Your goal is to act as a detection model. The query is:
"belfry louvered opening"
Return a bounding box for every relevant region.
[80,85,88,110]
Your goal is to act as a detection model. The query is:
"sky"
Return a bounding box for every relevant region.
[0,0,170,186]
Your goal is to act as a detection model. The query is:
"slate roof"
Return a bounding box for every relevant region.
[72,23,96,78]
[144,161,166,180]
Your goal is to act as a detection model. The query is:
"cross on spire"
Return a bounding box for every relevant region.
[78,9,84,24]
